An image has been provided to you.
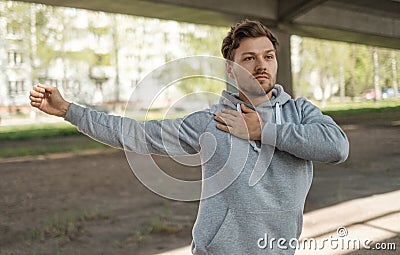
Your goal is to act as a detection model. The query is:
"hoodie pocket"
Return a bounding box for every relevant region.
[205,209,235,253]
[206,208,300,255]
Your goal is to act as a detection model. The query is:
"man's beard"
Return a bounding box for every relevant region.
[239,84,267,98]
[232,66,276,103]
[259,79,275,95]
[238,76,275,102]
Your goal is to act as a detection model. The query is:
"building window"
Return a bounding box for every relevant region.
[8,80,25,96]
[7,51,23,66]
[6,24,22,36]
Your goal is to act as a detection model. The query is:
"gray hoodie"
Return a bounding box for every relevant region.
[65,84,349,255]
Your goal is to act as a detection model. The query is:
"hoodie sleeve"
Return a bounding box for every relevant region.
[64,103,212,155]
[261,98,349,163]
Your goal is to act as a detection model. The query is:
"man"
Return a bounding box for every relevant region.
[29,20,349,255]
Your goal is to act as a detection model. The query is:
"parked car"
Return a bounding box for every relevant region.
[361,89,382,100]
[382,88,400,99]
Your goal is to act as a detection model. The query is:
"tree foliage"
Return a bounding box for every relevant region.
[293,36,399,101]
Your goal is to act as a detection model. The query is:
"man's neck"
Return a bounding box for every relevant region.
[238,90,273,107]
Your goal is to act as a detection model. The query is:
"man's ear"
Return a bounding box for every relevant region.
[225,61,235,79]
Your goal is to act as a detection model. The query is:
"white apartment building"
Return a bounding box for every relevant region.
[0,13,32,113]
[0,3,199,114]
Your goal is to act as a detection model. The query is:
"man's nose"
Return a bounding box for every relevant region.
[255,57,267,72]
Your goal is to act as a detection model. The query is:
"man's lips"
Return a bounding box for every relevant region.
[254,75,269,81]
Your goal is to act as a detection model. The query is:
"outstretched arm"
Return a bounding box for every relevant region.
[29,84,210,155]
[29,83,71,117]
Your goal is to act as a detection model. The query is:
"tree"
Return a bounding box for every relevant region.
[178,23,227,95]
[111,15,121,107]
[392,51,399,98]
[372,47,382,101]
[350,45,373,98]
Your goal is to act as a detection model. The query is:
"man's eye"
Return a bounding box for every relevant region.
[244,57,254,61]
[266,55,274,59]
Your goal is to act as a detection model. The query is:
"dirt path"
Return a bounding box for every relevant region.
[0,113,399,255]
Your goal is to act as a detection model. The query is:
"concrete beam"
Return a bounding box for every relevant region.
[333,0,400,19]
[278,0,328,22]
[279,22,400,50]
[288,1,400,49]
[151,0,277,21]
[294,2,400,39]
[19,0,277,27]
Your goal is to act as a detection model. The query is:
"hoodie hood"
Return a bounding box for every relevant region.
[210,84,292,127]
[211,84,291,112]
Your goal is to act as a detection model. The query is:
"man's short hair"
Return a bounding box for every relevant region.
[221,19,279,61]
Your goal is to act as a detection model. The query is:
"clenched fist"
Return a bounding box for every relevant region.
[29,83,71,118]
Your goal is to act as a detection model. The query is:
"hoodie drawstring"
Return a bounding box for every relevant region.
[236,102,282,153]
[275,102,282,125]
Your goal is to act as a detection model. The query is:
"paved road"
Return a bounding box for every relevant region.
[155,190,400,254]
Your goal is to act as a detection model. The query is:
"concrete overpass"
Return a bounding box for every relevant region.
[18,0,400,94]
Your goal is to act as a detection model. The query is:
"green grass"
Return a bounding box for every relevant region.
[0,122,79,141]
[117,210,182,247]
[148,214,183,234]
[319,100,400,124]
[319,99,400,115]
[0,141,109,158]
[323,104,400,116]
[30,209,110,242]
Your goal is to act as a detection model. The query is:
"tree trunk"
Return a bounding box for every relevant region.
[112,15,120,110]
[320,70,327,107]
[349,45,356,101]
[29,5,38,120]
[339,64,345,102]
[373,47,381,101]
[392,51,398,98]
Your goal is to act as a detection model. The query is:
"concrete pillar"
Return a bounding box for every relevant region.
[271,29,293,97]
